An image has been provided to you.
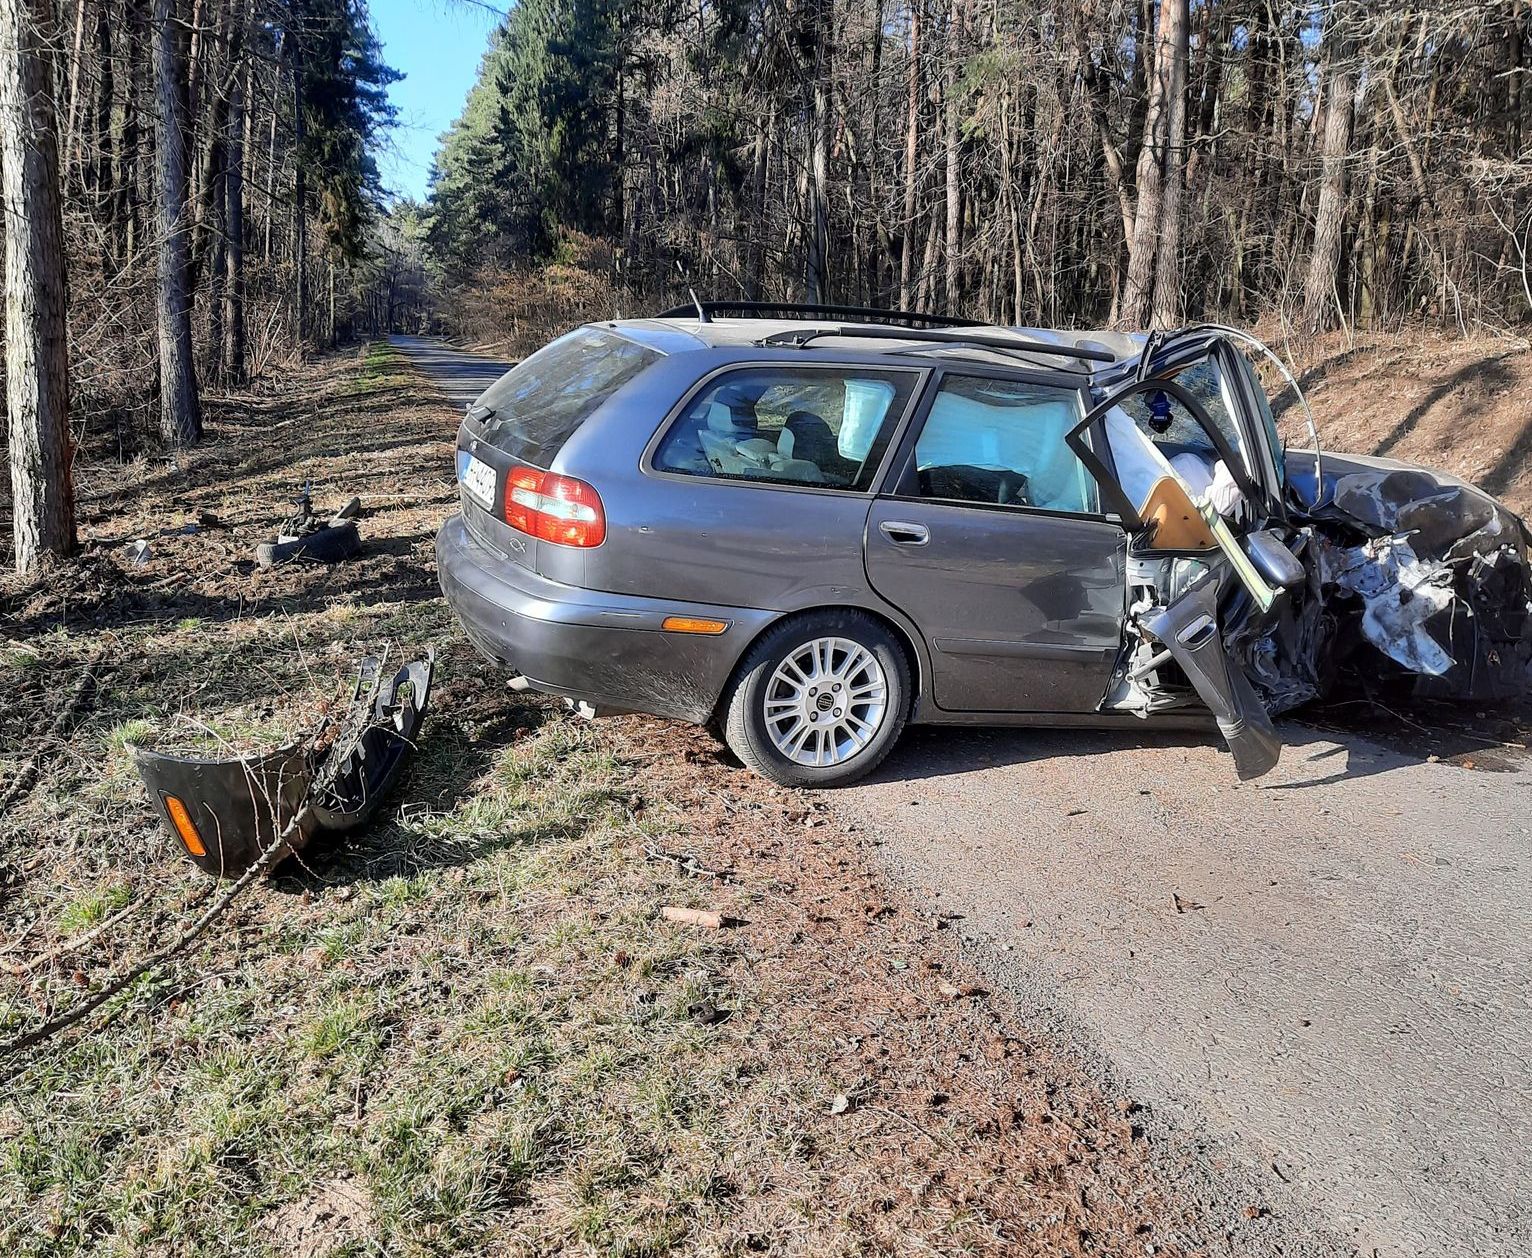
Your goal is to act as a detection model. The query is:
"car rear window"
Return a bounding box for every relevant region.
[471,327,661,467]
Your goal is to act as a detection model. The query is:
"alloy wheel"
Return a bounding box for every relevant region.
[762,635,889,767]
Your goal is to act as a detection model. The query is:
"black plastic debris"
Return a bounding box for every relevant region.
[255,483,363,568]
[134,653,434,877]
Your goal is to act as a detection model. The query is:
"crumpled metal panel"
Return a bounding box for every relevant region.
[1267,452,1532,704]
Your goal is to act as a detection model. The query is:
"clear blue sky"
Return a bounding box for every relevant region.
[371,0,505,203]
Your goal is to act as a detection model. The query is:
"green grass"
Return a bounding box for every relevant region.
[0,344,756,1255]
[0,626,755,1256]
[340,341,414,396]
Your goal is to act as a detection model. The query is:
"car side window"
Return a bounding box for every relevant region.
[913,375,1100,514]
[653,368,916,491]
[1117,357,1249,477]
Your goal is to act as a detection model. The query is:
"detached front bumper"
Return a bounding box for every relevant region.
[435,514,773,723]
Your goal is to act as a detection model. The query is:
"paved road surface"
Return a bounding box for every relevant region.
[396,333,1531,1258]
[392,334,511,409]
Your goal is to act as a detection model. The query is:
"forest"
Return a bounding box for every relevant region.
[427,0,1532,339]
[3,0,1532,576]
[1,0,405,574]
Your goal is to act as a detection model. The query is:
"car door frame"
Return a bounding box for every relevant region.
[869,358,1138,519]
[865,358,1138,714]
[1114,330,1288,520]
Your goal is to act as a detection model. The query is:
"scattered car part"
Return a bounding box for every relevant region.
[1140,575,1282,781]
[255,483,363,568]
[134,652,434,876]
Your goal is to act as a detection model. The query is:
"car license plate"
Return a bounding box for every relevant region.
[461,453,497,508]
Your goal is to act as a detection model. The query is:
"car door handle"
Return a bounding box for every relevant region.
[879,520,930,546]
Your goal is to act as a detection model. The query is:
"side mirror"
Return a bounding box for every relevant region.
[1244,529,1305,589]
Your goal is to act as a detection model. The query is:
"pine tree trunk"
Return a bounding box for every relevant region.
[291,12,308,354]
[942,0,962,311]
[1149,0,1190,329]
[1121,0,1187,329]
[1302,52,1355,335]
[153,0,202,445]
[1,0,78,573]
[804,0,831,303]
[899,0,921,307]
[223,61,246,384]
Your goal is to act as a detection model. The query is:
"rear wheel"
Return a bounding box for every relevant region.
[722,611,910,788]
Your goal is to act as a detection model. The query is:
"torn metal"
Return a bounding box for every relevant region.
[134,653,434,876]
[1062,325,1532,780]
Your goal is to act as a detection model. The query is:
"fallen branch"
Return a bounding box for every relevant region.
[1,896,142,977]
[644,845,730,879]
[0,650,105,814]
[0,804,312,1065]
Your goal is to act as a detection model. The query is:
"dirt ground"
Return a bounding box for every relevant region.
[0,345,1293,1256]
[1270,328,1532,515]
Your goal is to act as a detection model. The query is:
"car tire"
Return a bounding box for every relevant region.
[722,610,910,788]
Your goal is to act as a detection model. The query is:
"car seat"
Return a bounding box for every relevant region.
[780,410,856,483]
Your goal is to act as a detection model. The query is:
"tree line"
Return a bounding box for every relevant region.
[2,0,398,574]
[427,0,1530,338]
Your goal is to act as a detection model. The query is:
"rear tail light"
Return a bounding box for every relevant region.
[503,466,606,547]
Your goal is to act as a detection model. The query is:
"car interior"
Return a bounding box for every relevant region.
[912,378,1098,513]
[657,373,900,489]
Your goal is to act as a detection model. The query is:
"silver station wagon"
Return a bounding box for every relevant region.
[437,302,1532,786]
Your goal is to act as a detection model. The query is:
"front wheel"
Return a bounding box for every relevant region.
[722,611,910,788]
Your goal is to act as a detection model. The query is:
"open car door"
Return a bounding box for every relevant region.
[1066,371,1303,780]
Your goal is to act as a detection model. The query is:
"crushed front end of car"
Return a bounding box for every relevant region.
[1066,323,1532,781]
[1281,453,1532,705]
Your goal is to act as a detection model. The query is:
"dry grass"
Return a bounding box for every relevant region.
[0,343,1257,1257]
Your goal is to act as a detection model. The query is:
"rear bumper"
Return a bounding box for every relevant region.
[435,515,775,723]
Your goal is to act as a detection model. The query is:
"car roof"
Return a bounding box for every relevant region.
[602,316,1145,375]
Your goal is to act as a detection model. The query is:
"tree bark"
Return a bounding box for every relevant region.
[153,0,203,445]
[291,12,308,353]
[1120,0,1188,329]
[223,58,246,384]
[1149,0,1189,329]
[942,0,963,311]
[1302,47,1356,335]
[899,0,921,307]
[1,0,78,573]
[804,0,831,303]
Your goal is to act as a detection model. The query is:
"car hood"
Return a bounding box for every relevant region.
[1258,447,1532,705]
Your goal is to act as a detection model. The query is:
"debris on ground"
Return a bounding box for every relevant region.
[659,905,724,929]
[255,483,364,567]
[132,652,434,876]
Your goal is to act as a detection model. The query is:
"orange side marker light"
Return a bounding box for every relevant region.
[163,794,207,857]
[661,616,729,635]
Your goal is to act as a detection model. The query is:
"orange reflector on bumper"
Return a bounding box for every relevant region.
[661,616,729,635]
[162,794,207,857]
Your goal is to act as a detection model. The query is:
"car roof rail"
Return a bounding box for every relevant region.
[652,300,985,330]
[755,323,1119,365]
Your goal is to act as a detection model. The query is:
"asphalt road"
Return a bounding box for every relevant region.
[396,333,1531,1258]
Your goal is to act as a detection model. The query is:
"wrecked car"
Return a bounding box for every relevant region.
[436,302,1531,785]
